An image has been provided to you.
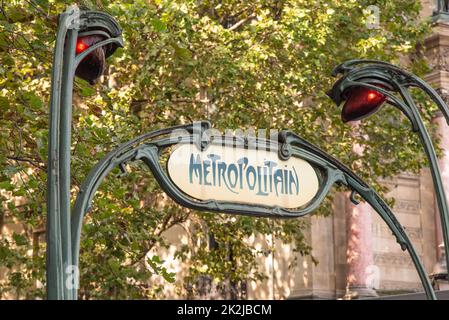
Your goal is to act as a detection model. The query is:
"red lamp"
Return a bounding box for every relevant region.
[341,85,387,123]
[74,35,107,85]
[76,38,89,54]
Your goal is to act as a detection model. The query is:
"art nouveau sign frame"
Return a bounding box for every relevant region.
[70,121,436,300]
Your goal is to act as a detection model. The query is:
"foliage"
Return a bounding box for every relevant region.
[0,0,433,299]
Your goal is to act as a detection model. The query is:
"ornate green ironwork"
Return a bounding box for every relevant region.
[70,121,436,300]
[328,58,449,292]
[46,6,123,300]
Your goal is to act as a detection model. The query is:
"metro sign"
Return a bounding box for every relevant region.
[167,144,320,209]
[72,121,434,298]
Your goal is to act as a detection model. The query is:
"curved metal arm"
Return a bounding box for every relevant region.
[330,59,449,125]
[74,38,124,68]
[70,122,436,300]
[283,131,436,299]
[329,59,449,287]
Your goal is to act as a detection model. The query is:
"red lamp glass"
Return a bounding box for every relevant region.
[341,85,387,123]
[76,39,89,54]
[75,35,106,85]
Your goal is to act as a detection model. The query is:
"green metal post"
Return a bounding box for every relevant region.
[58,26,78,301]
[46,6,123,299]
[47,6,78,300]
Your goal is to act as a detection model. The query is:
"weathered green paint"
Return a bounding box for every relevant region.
[47,6,78,301]
[46,6,123,300]
[70,121,436,300]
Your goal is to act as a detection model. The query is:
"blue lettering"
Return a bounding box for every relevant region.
[246,165,257,191]
[227,164,238,189]
[189,154,202,184]
[186,152,301,199]
[257,166,268,196]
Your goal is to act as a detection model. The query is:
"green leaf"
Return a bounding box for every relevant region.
[23,92,43,109]
[151,18,167,32]
[0,180,13,191]
[172,43,192,61]
[12,233,28,246]
[0,96,9,111]
[80,85,96,97]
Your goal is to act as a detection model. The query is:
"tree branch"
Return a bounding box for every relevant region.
[7,156,46,171]
[227,14,256,31]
